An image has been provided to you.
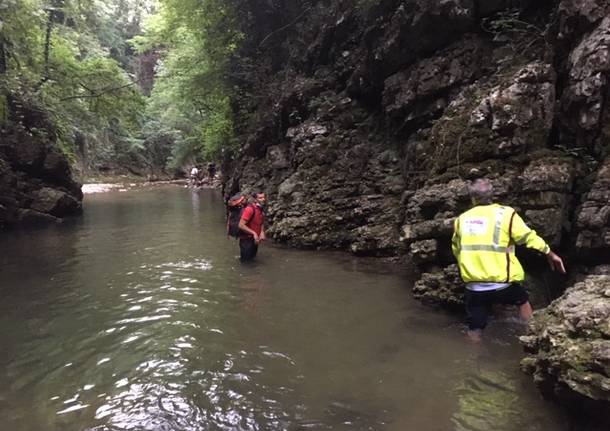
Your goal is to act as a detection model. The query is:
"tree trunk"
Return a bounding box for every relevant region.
[0,37,6,74]
[42,8,54,83]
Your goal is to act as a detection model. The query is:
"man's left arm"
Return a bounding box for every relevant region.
[511,212,566,273]
[511,212,549,254]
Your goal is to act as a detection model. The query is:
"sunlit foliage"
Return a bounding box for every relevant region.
[1,0,241,174]
[0,0,148,171]
[134,0,242,168]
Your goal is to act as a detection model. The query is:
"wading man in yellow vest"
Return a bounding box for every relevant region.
[452,179,566,341]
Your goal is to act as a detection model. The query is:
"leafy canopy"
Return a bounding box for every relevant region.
[1,0,243,173]
[1,0,148,170]
[135,0,243,168]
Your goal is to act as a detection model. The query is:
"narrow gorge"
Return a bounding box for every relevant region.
[1,0,609,426]
[223,0,610,419]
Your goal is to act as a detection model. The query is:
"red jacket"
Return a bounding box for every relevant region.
[240,204,264,238]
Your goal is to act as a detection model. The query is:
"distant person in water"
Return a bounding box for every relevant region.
[451,178,566,341]
[189,166,199,187]
[238,192,266,261]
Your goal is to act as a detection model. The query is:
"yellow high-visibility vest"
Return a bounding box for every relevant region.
[451,204,550,283]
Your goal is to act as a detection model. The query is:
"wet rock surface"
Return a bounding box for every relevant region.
[520,266,610,425]
[574,156,610,261]
[560,15,610,154]
[226,0,610,410]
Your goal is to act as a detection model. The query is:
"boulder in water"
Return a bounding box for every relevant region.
[29,187,82,217]
[521,266,610,422]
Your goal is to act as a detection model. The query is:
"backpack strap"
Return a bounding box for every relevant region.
[506,210,516,283]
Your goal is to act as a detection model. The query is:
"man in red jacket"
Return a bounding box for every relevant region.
[238,192,266,261]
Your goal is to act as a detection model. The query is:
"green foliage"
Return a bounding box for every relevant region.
[0,0,150,173]
[135,0,243,169]
[201,95,236,159]
[1,0,243,175]
[129,10,168,53]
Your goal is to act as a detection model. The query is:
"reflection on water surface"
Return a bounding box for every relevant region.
[0,187,568,430]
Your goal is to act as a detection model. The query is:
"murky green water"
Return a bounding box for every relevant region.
[0,187,569,430]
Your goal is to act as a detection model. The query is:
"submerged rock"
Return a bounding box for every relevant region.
[520,266,610,420]
[413,264,463,307]
[29,187,81,217]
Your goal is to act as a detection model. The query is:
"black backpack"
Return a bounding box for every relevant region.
[226,195,253,238]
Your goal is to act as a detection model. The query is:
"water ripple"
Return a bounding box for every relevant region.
[0,189,570,431]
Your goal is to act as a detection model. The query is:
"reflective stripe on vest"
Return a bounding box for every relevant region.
[492,206,506,245]
[460,244,515,253]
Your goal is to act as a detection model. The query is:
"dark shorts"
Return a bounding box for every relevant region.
[239,237,258,261]
[465,284,529,330]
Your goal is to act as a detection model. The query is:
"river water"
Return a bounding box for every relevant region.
[0,186,570,431]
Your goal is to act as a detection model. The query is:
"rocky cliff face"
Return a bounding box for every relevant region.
[521,265,610,424]
[0,97,83,227]
[226,0,610,409]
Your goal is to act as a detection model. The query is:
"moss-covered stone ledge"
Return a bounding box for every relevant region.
[520,266,610,421]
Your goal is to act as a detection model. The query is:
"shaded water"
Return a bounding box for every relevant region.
[0,187,569,430]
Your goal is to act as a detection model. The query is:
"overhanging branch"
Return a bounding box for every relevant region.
[59,81,138,101]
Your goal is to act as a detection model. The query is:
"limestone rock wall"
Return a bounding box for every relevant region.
[226,0,610,409]
[520,265,610,425]
[228,0,609,275]
[574,156,610,260]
